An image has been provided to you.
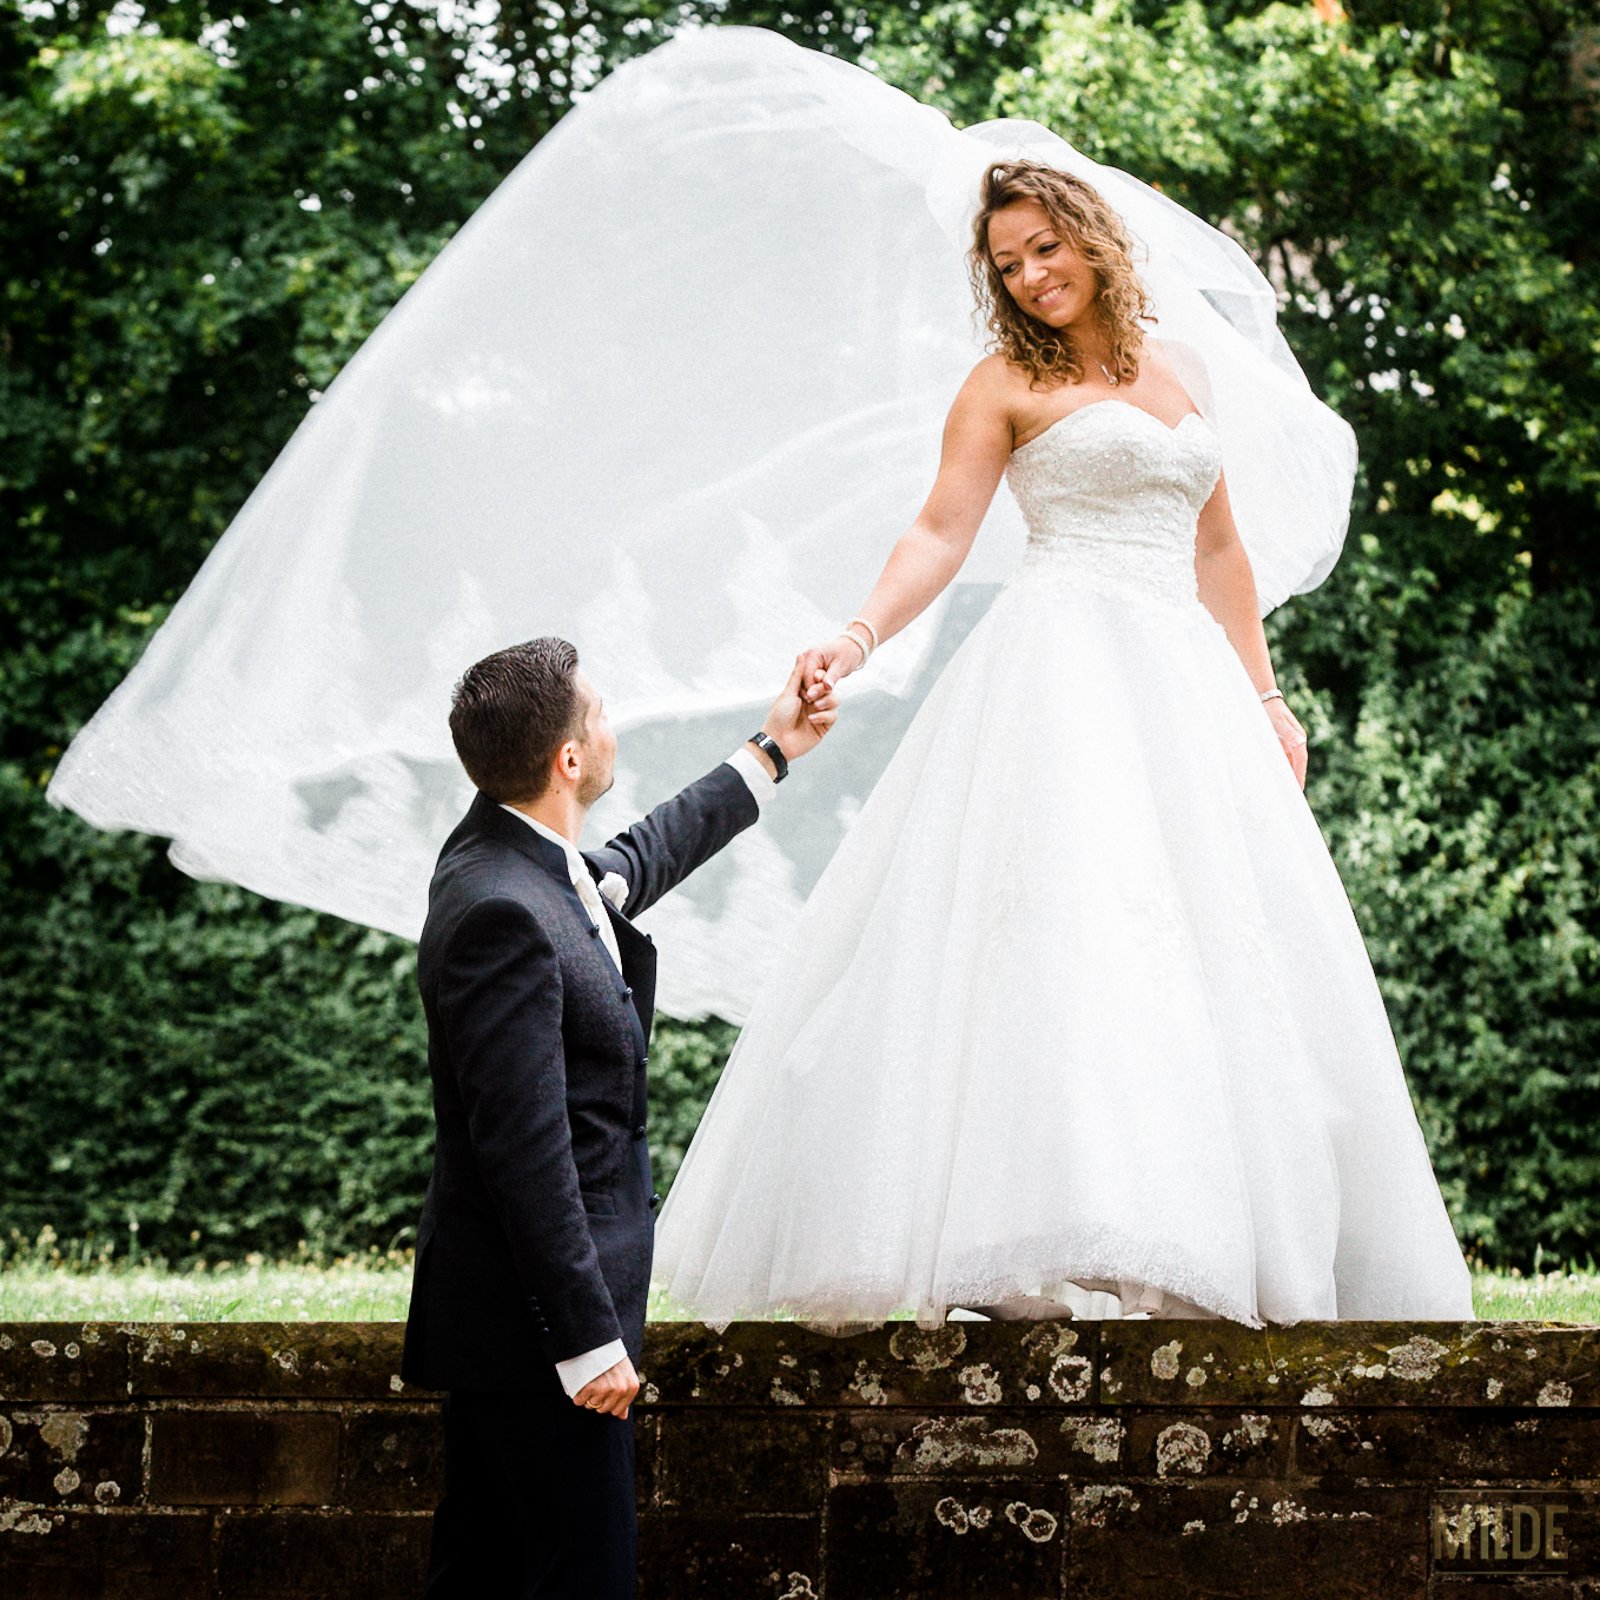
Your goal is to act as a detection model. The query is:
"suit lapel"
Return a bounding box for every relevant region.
[606,906,657,1041]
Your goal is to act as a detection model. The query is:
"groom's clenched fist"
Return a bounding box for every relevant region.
[573,1353,641,1419]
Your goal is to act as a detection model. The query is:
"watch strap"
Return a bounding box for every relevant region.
[747,731,789,783]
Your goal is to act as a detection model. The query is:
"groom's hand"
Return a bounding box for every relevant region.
[573,1354,641,1419]
[753,655,839,772]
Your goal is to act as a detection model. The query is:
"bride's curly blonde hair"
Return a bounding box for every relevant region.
[968,160,1153,388]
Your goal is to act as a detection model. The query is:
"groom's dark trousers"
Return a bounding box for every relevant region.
[401,764,759,1598]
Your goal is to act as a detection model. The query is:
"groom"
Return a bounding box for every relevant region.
[401,636,836,1597]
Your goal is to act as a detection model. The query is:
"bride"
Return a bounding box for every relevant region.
[649,156,1477,1330]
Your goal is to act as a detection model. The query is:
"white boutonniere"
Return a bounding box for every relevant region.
[597,871,629,911]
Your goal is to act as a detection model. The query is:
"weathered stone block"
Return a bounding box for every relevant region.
[0,1327,130,1404]
[831,1404,1291,1489]
[0,1506,212,1597]
[1101,1322,1600,1411]
[0,1409,143,1509]
[1066,1479,1431,1598]
[150,1411,340,1506]
[338,1407,444,1512]
[214,1509,431,1598]
[834,1409,1058,1481]
[129,1324,409,1401]
[656,1410,830,1514]
[637,1511,820,1598]
[643,1321,1100,1410]
[1120,1407,1292,1481]
[1296,1407,1600,1486]
[1429,1582,1581,1598]
[823,1479,1066,1598]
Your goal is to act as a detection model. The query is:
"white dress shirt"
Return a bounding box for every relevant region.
[499,745,776,1396]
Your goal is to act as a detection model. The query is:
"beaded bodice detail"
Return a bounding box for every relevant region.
[1004,400,1223,612]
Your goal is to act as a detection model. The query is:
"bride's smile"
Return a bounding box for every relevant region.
[986,196,1098,331]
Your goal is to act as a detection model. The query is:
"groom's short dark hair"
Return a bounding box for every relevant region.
[449,637,588,804]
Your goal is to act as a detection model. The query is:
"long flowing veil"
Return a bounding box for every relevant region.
[47,24,1356,1021]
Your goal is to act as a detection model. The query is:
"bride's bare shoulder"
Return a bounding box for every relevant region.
[958,353,1039,423]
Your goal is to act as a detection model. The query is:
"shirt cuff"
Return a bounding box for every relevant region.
[726,744,777,810]
[555,1338,629,1398]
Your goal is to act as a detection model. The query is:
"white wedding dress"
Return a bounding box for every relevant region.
[652,398,1477,1330]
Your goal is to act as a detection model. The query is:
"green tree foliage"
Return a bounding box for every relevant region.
[3,0,1595,1267]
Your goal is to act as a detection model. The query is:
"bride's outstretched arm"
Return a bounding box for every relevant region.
[801,358,1012,694]
[1195,471,1310,789]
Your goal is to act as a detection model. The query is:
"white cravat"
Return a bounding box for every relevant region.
[501,809,624,974]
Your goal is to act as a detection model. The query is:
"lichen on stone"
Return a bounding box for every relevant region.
[1155,1421,1211,1478]
[1071,1483,1140,1527]
[848,1361,888,1407]
[1384,1335,1450,1381]
[0,1502,58,1535]
[898,1417,1038,1472]
[1060,1416,1124,1463]
[1005,1500,1059,1543]
[934,1495,993,1534]
[888,1327,966,1374]
[1048,1353,1092,1403]
[1150,1340,1183,1380]
[37,1414,88,1463]
[769,1376,804,1407]
[957,1363,1003,1405]
[1221,1413,1272,1452]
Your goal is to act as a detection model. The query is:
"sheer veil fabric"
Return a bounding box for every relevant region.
[48,25,1356,1021]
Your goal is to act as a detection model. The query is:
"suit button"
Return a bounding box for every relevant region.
[588,924,601,937]
[633,1123,647,1139]
[649,1191,662,1211]
[637,1058,648,1071]
[623,986,633,998]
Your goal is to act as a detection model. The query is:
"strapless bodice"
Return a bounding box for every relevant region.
[1003,400,1223,611]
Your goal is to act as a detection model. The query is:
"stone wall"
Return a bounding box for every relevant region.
[1,1318,1596,1597]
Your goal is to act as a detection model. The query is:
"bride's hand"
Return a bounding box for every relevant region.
[799,634,867,704]
[1266,698,1308,789]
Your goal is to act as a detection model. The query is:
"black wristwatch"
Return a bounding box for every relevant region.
[747,731,789,783]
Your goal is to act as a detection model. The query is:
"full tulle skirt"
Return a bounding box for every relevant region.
[651,560,1476,1328]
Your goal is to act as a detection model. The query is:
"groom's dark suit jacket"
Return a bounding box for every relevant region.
[401,763,758,1393]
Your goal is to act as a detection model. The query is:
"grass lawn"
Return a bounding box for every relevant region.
[1,1240,1596,1324]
